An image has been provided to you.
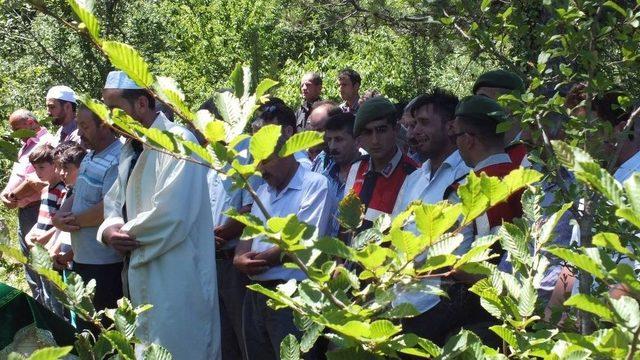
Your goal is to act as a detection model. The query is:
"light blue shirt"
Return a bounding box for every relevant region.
[71,140,123,264]
[250,164,332,281]
[391,150,470,313]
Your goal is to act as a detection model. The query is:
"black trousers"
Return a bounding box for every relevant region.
[401,283,500,350]
[72,261,124,332]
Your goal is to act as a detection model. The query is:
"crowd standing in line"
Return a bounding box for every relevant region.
[2,67,639,360]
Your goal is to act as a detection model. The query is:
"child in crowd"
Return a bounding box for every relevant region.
[48,143,86,270]
[24,143,67,314]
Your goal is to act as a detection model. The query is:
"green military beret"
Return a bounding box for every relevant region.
[455,95,506,123]
[472,69,525,94]
[354,96,396,136]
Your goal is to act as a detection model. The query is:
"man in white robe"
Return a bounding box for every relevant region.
[96,71,221,359]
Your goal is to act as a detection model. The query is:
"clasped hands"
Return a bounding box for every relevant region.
[102,223,140,255]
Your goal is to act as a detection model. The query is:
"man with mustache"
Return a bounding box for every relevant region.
[391,89,470,345]
[234,134,332,360]
[45,85,81,146]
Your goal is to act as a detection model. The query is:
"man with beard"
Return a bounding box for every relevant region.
[295,72,323,131]
[390,89,470,345]
[97,71,220,359]
[234,135,332,360]
[45,86,81,146]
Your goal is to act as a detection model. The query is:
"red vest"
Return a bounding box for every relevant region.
[505,142,528,167]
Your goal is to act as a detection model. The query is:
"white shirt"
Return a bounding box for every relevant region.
[250,164,332,281]
[614,150,640,182]
[391,150,470,314]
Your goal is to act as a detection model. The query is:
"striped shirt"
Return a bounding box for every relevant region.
[36,182,66,231]
[71,140,123,264]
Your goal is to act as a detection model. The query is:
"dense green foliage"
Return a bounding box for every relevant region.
[2,0,640,359]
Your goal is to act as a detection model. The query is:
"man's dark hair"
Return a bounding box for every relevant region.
[304,72,323,86]
[325,113,356,136]
[456,115,503,145]
[78,103,102,125]
[56,99,77,113]
[29,143,55,164]
[410,88,459,122]
[338,69,361,86]
[121,89,156,109]
[55,143,86,167]
[594,91,631,127]
[255,98,296,130]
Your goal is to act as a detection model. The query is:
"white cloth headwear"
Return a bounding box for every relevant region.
[104,70,143,90]
[46,85,77,104]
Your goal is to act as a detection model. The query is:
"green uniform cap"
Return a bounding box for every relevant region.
[472,69,525,94]
[455,95,506,123]
[354,96,396,136]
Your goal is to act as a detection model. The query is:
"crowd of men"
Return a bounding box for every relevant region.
[2,67,639,360]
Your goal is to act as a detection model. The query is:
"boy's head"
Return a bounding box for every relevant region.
[29,144,59,184]
[54,142,86,186]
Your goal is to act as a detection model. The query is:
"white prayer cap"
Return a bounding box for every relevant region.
[104,70,143,90]
[46,85,77,104]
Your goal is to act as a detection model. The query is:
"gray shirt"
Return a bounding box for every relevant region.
[71,140,123,264]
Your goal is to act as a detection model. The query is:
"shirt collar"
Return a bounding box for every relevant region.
[474,153,512,171]
[615,150,640,181]
[366,147,402,178]
[20,127,49,153]
[61,118,77,135]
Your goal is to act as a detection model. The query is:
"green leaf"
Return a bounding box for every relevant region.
[101,41,154,88]
[142,344,173,360]
[609,295,640,330]
[490,325,520,350]
[73,332,94,359]
[213,91,242,141]
[574,161,625,208]
[369,320,401,340]
[564,294,614,321]
[425,234,464,258]
[300,322,324,353]
[592,232,630,255]
[103,330,135,360]
[416,254,457,274]
[77,95,110,123]
[278,131,324,158]
[616,207,640,228]
[153,76,194,122]
[255,78,279,98]
[315,237,353,258]
[280,334,301,360]
[624,173,640,213]
[250,124,281,163]
[10,129,36,139]
[113,298,137,340]
[338,191,364,230]
[499,223,530,266]
[93,334,114,360]
[390,228,421,259]
[517,281,537,317]
[229,63,245,98]
[547,247,606,279]
[538,203,572,248]
[480,0,491,11]
[180,140,216,166]
[381,303,420,319]
[67,0,100,40]
[138,128,178,152]
[0,244,28,264]
[604,1,627,17]
[413,202,462,244]
[26,346,73,360]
